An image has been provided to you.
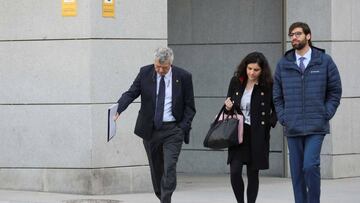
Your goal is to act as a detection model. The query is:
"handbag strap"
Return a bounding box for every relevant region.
[214,104,242,123]
[214,105,226,122]
[214,105,234,122]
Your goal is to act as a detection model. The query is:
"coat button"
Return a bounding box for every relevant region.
[261,102,265,106]
[236,92,239,95]
[261,92,264,96]
[261,121,265,125]
[262,112,265,116]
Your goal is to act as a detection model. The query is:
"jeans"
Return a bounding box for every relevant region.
[287,134,325,203]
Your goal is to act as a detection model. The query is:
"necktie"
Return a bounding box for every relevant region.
[154,76,165,130]
[299,57,306,73]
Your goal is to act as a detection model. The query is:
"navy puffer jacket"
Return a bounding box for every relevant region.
[273,47,342,136]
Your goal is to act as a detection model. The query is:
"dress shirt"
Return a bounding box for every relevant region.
[295,48,312,70]
[156,67,176,122]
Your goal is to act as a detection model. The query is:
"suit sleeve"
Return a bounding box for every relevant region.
[269,86,278,128]
[325,56,342,120]
[179,73,196,144]
[273,62,285,126]
[117,70,142,114]
[224,77,236,114]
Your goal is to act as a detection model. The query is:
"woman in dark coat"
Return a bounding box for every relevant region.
[224,52,277,203]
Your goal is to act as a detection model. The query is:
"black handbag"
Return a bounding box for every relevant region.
[203,105,242,149]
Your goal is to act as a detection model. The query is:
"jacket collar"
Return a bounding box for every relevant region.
[151,65,181,109]
[284,46,325,68]
[171,66,181,106]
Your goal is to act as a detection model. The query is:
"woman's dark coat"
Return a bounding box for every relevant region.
[226,76,277,170]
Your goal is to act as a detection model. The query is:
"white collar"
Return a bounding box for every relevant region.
[296,48,312,61]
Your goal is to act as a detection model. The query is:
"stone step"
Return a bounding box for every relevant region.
[63,200,122,203]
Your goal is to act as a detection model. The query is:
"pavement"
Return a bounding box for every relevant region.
[0,174,359,203]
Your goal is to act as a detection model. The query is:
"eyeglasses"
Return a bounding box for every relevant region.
[288,31,303,38]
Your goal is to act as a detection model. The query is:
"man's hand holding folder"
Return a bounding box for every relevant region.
[107,103,119,142]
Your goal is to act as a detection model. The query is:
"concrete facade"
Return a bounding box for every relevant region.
[0,0,359,195]
[168,0,285,176]
[0,0,166,194]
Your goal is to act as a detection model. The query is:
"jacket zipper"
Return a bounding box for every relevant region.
[301,70,305,133]
[301,64,313,133]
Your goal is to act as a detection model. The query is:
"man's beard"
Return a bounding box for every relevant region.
[292,39,307,50]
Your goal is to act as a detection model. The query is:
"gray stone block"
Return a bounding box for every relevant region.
[321,155,334,178]
[170,44,282,97]
[330,99,360,154]
[350,0,360,40]
[131,166,153,193]
[0,169,44,191]
[64,200,121,203]
[0,1,91,40]
[90,0,167,39]
[270,125,284,152]
[333,154,360,178]
[169,0,282,44]
[287,0,331,41]
[331,42,360,97]
[91,166,152,195]
[44,169,93,194]
[261,152,284,177]
[96,167,132,194]
[331,0,352,40]
[0,1,167,40]
[0,167,152,195]
[0,105,92,168]
[0,41,91,103]
[177,150,228,174]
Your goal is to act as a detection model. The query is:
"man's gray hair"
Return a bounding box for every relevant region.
[154,47,174,64]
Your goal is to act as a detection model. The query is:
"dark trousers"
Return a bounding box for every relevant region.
[143,123,184,203]
[287,134,325,203]
[230,159,259,203]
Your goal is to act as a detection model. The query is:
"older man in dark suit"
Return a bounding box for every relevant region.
[114,47,196,203]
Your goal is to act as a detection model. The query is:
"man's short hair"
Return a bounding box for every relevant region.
[288,22,311,36]
[288,22,312,46]
[154,47,174,64]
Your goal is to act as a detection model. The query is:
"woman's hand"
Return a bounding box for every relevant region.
[224,97,234,111]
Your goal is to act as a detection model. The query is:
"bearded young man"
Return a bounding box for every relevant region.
[273,22,342,203]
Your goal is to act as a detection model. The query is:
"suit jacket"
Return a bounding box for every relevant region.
[117,64,196,144]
